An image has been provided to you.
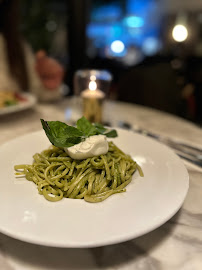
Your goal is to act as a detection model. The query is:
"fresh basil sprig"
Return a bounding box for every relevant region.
[40,116,117,148]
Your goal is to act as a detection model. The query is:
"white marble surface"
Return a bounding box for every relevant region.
[0,97,202,270]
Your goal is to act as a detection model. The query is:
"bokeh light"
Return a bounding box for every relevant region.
[110,40,125,54]
[172,24,188,42]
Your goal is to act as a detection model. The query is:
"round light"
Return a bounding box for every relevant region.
[90,75,96,81]
[142,37,160,56]
[110,40,125,54]
[124,16,144,28]
[172,24,188,42]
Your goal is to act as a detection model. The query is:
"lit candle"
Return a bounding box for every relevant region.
[81,77,105,123]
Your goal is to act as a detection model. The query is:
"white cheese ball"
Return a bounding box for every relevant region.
[64,135,108,160]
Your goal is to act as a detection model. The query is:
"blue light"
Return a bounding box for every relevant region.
[110,25,123,38]
[124,16,144,28]
[91,5,122,22]
[87,23,123,39]
[86,0,161,62]
[110,40,125,54]
[142,37,161,56]
[87,24,109,38]
[126,0,151,15]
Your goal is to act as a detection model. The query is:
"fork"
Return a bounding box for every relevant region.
[118,121,202,169]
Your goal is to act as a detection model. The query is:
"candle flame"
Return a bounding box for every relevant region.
[89,80,97,91]
[90,75,96,81]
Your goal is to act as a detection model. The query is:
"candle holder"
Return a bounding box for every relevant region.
[74,69,112,123]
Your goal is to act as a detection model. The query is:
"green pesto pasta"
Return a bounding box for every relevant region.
[14,142,143,203]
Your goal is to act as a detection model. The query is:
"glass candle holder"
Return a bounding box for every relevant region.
[74,69,112,123]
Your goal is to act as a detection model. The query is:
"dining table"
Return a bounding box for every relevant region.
[0,96,202,270]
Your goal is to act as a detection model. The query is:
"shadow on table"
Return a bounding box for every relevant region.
[0,211,181,270]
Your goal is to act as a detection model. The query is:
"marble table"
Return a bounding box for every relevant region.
[0,97,202,270]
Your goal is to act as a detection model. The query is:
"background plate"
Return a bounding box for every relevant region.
[0,93,36,116]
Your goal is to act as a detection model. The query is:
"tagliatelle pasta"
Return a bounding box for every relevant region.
[14,142,143,203]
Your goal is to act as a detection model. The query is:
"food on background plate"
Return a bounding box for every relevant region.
[0,90,27,108]
[14,117,143,203]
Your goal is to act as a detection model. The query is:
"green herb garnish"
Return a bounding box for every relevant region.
[4,100,17,106]
[40,116,117,148]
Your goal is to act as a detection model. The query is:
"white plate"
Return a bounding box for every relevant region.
[0,129,189,248]
[0,93,36,116]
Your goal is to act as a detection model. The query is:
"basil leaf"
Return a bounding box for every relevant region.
[94,123,107,134]
[104,129,118,138]
[41,117,118,148]
[41,119,84,147]
[94,123,118,138]
[77,116,97,137]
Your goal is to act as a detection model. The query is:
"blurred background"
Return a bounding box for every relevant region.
[20,0,202,125]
